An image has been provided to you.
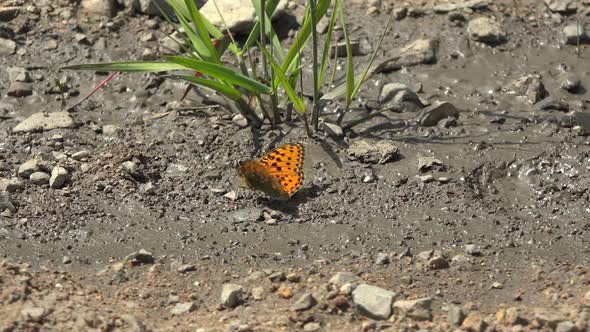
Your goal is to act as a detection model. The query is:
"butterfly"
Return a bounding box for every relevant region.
[237,143,305,199]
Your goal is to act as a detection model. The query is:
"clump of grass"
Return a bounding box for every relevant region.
[62,0,394,136]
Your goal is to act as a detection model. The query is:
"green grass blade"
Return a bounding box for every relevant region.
[251,0,284,60]
[339,4,354,108]
[242,0,281,53]
[184,0,219,62]
[275,0,331,90]
[61,62,188,72]
[163,56,272,94]
[319,0,339,85]
[258,44,306,115]
[163,74,243,100]
[352,7,394,97]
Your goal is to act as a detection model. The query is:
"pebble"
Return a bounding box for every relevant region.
[232,207,263,224]
[251,287,265,300]
[464,244,482,256]
[18,159,40,178]
[81,0,115,17]
[221,283,243,308]
[7,66,31,82]
[490,282,503,289]
[29,172,50,185]
[62,256,72,264]
[303,322,321,332]
[419,174,435,183]
[467,17,506,44]
[393,297,433,321]
[13,112,76,133]
[375,253,390,265]
[555,320,578,332]
[563,23,589,45]
[0,37,16,55]
[7,82,33,97]
[71,150,90,161]
[0,178,24,193]
[448,304,466,326]
[292,292,317,311]
[244,271,265,283]
[323,123,343,138]
[380,38,437,71]
[418,157,445,172]
[508,74,547,104]
[232,114,248,127]
[546,0,578,14]
[170,302,196,315]
[49,167,69,189]
[347,139,399,164]
[352,284,397,320]
[125,249,155,265]
[176,264,196,273]
[556,72,581,92]
[416,102,460,127]
[278,285,293,299]
[20,305,47,322]
[329,272,359,286]
[428,256,450,270]
[379,83,423,112]
[462,312,487,331]
[102,124,124,137]
[535,98,569,112]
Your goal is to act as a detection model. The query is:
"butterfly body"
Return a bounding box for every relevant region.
[237,143,305,199]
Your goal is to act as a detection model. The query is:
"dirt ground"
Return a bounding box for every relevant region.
[1,0,590,331]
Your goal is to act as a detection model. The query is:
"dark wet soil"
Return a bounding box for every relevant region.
[1,0,590,330]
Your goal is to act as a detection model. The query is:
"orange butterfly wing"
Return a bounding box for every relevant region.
[257,143,305,197]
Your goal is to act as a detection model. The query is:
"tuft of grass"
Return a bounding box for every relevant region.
[61,0,394,136]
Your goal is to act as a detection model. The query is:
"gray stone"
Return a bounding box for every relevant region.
[72,150,90,161]
[467,17,506,44]
[244,271,266,283]
[555,320,578,332]
[379,83,423,112]
[29,172,50,185]
[393,297,433,321]
[102,124,124,137]
[428,256,449,270]
[348,139,399,164]
[125,249,155,264]
[132,0,177,16]
[170,302,196,315]
[20,305,47,322]
[324,123,343,138]
[417,250,433,261]
[303,322,321,332]
[448,304,465,326]
[564,24,589,45]
[507,74,547,104]
[221,283,243,308]
[329,272,359,286]
[557,72,581,92]
[419,174,435,183]
[176,264,196,273]
[81,0,115,17]
[232,207,263,224]
[199,0,287,34]
[0,192,16,213]
[292,292,317,311]
[49,167,69,189]
[375,253,390,265]
[545,0,577,13]
[18,159,40,178]
[535,98,569,112]
[0,38,16,55]
[13,112,76,133]
[120,315,147,332]
[393,7,407,20]
[7,67,31,83]
[0,177,24,193]
[418,157,445,172]
[251,286,265,300]
[62,256,72,264]
[330,40,362,58]
[232,114,248,127]
[166,164,188,177]
[464,244,482,256]
[7,82,33,97]
[416,102,460,126]
[352,284,397,320]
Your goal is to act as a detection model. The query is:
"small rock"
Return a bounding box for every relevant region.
[416,102,460,127]
[7,67,31,82]
[199,0,287,34]
[0,178,24,193]
[251,287,265,300]
[125,249,155,265]
[62,256,72,264]
[268,271,286,282]
[557,72,581,92]
[418,156,445,172]
[292,293,317,311]
[563,23,589,45]
[232,207,263,224]
[428,256,449,270]
[419,174,435,183]
[81,0,115,17]
[546,0,578,14]
[303,322,321,332]
[462,312,487,332]
[379,83,423,112]
[20,305,47,322]
[330,40,362,58]
[379,38,437,72]
[393,7,407,20]
[467,17,506,44]
[221,283,243,308]
[0,37,16,55]
[18,159,40,178]
[7,82,33,97]
[352,284,397,320]
[348,139,399,164]
[176,264,196,273]
[339,283,354,296]
[417,250,433,261]
[102,124,124,137]
[278,285,293,299]
[71,150,90,161]
[170,302,196,315]
[244,271,265,283]
[555,320,578,332]
[507,74,547,104]
[448,304,465,326]
[375,253,390,265]
[324,122,343,138]
[490,282,503,289]
[13,112,76,133]
[535,98,569,112]
[232,114,248,127]
[393,297,433,321]
[165,164,188,177]
[49,167,69,189]
[534,310,566,328]
[464,244,482,256]
[329,272,359,286]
